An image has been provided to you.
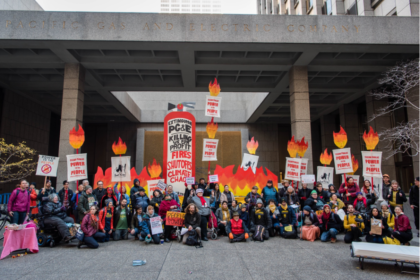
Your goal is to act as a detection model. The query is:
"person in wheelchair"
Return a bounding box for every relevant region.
[42,193,75,243]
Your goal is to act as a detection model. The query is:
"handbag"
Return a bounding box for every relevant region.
[75,227,84,241]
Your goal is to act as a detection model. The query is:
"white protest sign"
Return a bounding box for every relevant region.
[36,155,59,177]
[202,139,218,161]
[300,158,308,176]
[66,153,88,182]
[209,175,219,183]
[147,179,161,199]
[150,216,163,235]
[285,157,302,181]
[186,177,195,185]
[205,96,222,118]
[341,174,360,188]
[332,148,353,174]
[364,176,384,200]
[301,174,315,184]
[157,180,167,191]
[241,153,259,174]
[317,166,334,189]
[361,151,382,178]
[111,156,131,182]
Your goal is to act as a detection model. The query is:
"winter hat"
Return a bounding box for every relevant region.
[85,185,92,190]
[323,204,330,210]
[196,188,204,194]
[30,182,37,187]
[380,201,389,207]
[267,180,273,183]
[138,187,145,192]
[328,184,334,188]
[241,204,247,209]
[256,198,263,205]
[311,190,317,195]
[303,206,312,212]
[280,198,286,204]
[233,211,240,217]
[105,199,113,206]
[356,192,363,196]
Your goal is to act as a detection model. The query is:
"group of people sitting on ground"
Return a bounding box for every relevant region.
[6,175,419,248]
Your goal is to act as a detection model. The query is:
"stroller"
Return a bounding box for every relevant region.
[207,211,218,240]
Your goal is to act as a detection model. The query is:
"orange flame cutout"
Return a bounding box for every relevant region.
[206,118,218,139]
[209,78,221,96]
[320,148,333,165]
[112,137,127,155]
[351,154,359,173]
[148,159,162,179]
[363,126,379,150]
[287,136,299,158]
[69,124,85,149]
[333,126,348,149]
[246,137,259,155]
[297,137,308,158]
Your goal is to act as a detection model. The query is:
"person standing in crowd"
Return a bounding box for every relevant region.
[58,180,74,217]
[130,206,150,241]
[409,177,419,237]
[160,193,181,242]
[315,182,329,203]
[210,184,221,213]
[386,180,407,214]
[226,211,250,243]
[142,205,162,244]
[231,200,240,213]
[298,183,311,206]
[29,182,39,215]
[380,202,394,237]
[37,179,56,206]
[250,198,271,241]
[382,174,391,201]
[299,205,320,242]
[339,177,360,207]
[220,185,235,209]
[100,187,118,209]
[113,198,131,241]
[392,205,413,246]
[361,180,378,207]
[8,179,30,224]
[320,204,342,243]
[42,193,75,242]
[187,188,211,241]
[305,190,325,211]
[79,205,106,249]
[278,180,290,198]
[215,201,232,236]
[343,204,365,243]
[115,184,130,205]
[93,181,107,203]
[150,189,164,214]
[183,203,202,244]
[261,180,279,206]
[266,199,280,237]
[133,187,150,213]
[130,179,141,214]
[82,180,89,188]
[365,207,388,244]
[78,185,97,222]
[166,185,180,205]
[277,198,296,237]
[98,199,114,242]
[329,193,345,213]
[327,184,341,200]
[245,186,262,213]
[353,192,368,214]
[240,204,250,228]
[283,186,299,205]
[71,184,85,223]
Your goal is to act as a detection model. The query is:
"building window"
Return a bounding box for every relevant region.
[346,2,357,15]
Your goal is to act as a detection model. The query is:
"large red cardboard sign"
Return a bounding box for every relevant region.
[332,148,353,174]
[285,157,302,181]
[163,111,196,197]
[361,151,382,178]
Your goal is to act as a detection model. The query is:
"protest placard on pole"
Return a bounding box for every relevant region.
[301,175,315,184]
[332,148,353,174]
[166,211,186,227]
[361,151,382,178]
[241,153,259,174]
[317,166,334,189]
[111,156,131,182]
[202,139,218,161]
[205,96,222,118]
[300,158,308,177]
[150,216,163,235]
[185,177,195,185]
[341,174,360,187]
[66,154,88,182]
[36,155,59,177]
[209,175,218,183]
[285,157,302,181]
[147,179,164,198]
[157,180,167,191]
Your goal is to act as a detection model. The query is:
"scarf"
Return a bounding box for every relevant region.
[323,211,331,230]
[382,208,390,219]
[147,210,155,218]
[280,204,288,211]
[199,196,206,206]
[222,208,230,221]
[362,186,369,194]
[269,204,277,213]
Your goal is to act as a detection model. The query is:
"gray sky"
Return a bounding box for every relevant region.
[36,0,257,14]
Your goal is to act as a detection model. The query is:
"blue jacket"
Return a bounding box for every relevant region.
[71,192,82,210]
[239,211,250,228]
[131,214,150,235]
[134,194,150,212]
[262,186,279,205]
[116,193,130,205]
[142,213,160,236]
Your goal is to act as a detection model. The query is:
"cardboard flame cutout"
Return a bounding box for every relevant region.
[297,137,308,158]
[246,137,259,155]
[206,118,218,139]
[69,124,85,149]
[148,159,162,179]
[333,126,348,149]
[363,126,379,150]
[112,137,127,155]
[287,136,299,158]
[320,148,333,165]
[208,78,221,97]
[351,154,359,174]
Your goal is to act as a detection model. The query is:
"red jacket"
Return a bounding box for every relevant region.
[353,197,367,208]
[98,207,114,230]
[30,189,38,214]
[230,218,244,235]
[158,199,180,221]
[394,214,411,232]
[81,214,99,237]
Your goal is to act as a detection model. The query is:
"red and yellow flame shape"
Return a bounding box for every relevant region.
[148,159,162,179]
[333,126,348,149]
[206,118,218,139]
[351,154,359,174]
[209,78,221,96]
[363,126,379,150]
[287,136,299,158]
[69,124,85,149]
[112,137,127,155]
[320,148,333,165]
[297,137,308,158]
[246,137,259,155]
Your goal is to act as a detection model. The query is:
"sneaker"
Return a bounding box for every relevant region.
[139,237,145,241]
[202,237,209,241]
[77,241,84,248]
[230,239,235,243]
[135,236,139,240]
[164,238,170,243]
[330,238,336,243]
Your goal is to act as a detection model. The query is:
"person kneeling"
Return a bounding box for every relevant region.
[226,211,249,243]
[250,199,271,241]
[392,205,413,246]
[183,203,201,244]
[320,204,342,243]
[343,204,365,243]
[299,206,321,242]
[79,206,106,249]
[277,198,297,238]
[143,205,163,244]
[365,207,388,244]
[130,206,152,242]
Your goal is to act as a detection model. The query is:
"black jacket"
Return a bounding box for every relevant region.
[37,187,56,206]
[150,190,164,213]
[130,185,141,208]
[42,201,67,220]
[382,182,391,200]
[320,213,342,231]
[113,205,131,229]
[184,212,201,229]
[77,192,97,219]
[387,189,408,205]
[304,197,325,211]
[366,215,389,235]
[93,188,107,204]
[316,189,330,202]
[245,192,262,207]
[250,207,272,230]
[409,185,419,207]
[298,188,311,205]
[282,193,299,205]
[58,188,74,206]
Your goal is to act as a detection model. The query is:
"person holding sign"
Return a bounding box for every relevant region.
[183,203,202,244]
[187,188,211,241]
[391,205,413,246]
[142,205,162,244]
[338,177,360,207]
[365,207,388,244]
[159,194,181,243]
[166,185,180,205]
[386,180,407,214]
[37,180,56,206]
[226,211,250,243]
[150,190,164,214]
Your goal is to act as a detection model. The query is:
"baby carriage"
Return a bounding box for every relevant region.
[207,211,218,240]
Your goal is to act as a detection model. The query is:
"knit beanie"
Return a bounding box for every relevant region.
[303,205,312,212]
[105,199,113,206]
[241,204,247,209]
[311,190,317,195]
[233,211,240,217]
[380,201,389,207]
[256,198,263,205]
[323,204,330,210]
[356,192,363,196]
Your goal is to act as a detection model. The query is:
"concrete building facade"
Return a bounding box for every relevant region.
[160,0,222,14]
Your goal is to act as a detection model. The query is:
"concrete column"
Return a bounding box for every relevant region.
[332,0,345,15]
[136,128,145,174]
[365,95,397,180]
[407,86,419,178]
[289,66,313,174]
[397,0,419,16]
[57,64,85,191]
[240,128,249,161]
[357,0,374,16]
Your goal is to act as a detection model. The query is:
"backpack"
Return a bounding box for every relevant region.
[252,225,265,241]
[185,230,203,248]
[16,189,31,196]
[282,226,297,239]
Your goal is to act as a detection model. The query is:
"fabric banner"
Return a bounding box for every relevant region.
[150,216,163,235]
[332,148,353,174]
[241,153,259,174]
[285,157,302,181]
[111,156,131,182]
[361,151,382,178]
[205,96,222,118]
[66,154,88,182]
[147,179,164,199]
[341,174,360,188]
[36,155,59,177]
[317,166,334,189]
[202,138,218,161]
[166,211,186,227]
[300,158,308,176]
[209,175,218,183]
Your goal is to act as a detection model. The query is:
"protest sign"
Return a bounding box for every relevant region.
[317,166,334,189]
[147,179,164,198]
[341,174,360,187]
[301,175,315,184]
[361,151,382,178]
[371,218,382,235]
[166,211,186,227]
[66,154,88,182]
[300,158,308,176]
[205,96,222,118]
[332,148,353,174]
[241,153,259,174]
[150,216,163,235]
[202,139,218,161]
[285,157,302,181]
[157,180,167,191]
[185,177,195,185]
[209,175,219,183]
[36,155,59,177]
[111,156,131,182]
